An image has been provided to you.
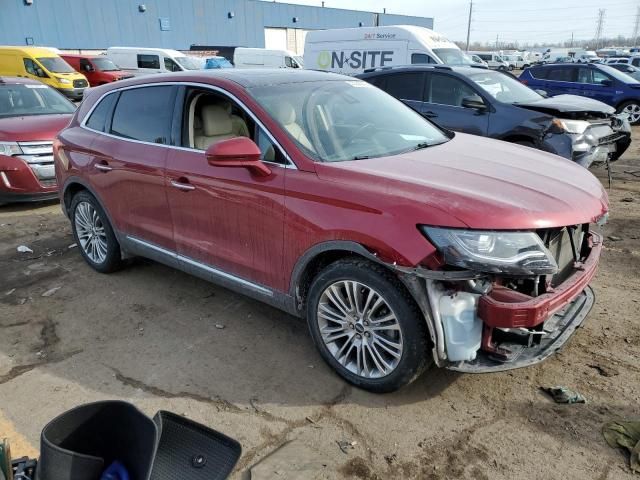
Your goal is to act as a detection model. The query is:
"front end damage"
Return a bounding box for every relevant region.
[395,226,602,373]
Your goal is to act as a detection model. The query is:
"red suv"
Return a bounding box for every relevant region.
[54,71,608,392]
[60,55,134,87]
[0,77,75,203]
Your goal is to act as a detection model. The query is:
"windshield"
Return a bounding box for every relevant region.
[433,48,473,65]
[248,80,449,162]
[36,57,75,73]
[599,64,640,84]
[0,83,76,118]
[470,70,542,103]
[206,57,233,69]
[293,56,304,67]
[92,57,120,71]
[174,56,203,70]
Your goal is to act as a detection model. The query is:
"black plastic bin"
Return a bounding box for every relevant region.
[36,401,241,480]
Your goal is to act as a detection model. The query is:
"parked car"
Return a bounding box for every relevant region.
[233,48,303,69]
[0,77,75,203]
[357,65,630,167]
[468,51,509,71]
[503,54,529,70]
[608,63,640,81]
[573,51,600,63]
[304,25,471,75]
[106,47,203,75]
[0,47,88,100]
[60,54,134,86]
[520,63,640,124]
[55,70,607,392]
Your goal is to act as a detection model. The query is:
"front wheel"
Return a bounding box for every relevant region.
[618,101,640,125]
[306,258,429,393]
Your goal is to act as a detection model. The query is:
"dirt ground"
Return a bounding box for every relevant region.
[1,131,639,480]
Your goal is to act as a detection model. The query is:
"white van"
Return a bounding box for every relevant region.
[233,47,303,69]
[502,53,529,69]
[468,51,509,71]
[106,47,203,74]
[304,25,470,75]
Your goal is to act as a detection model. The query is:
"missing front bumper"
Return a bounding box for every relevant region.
[446,286,594,373]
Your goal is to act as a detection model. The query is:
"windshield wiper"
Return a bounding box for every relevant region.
[352,155,371,160]
[413,142,431,151]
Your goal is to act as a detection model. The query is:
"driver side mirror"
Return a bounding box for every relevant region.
[600,78,613,86]
[205,137,272,177]
[461,94,487,110]
[84,64,94,72]
[535,89,549,98]
[35,67,47,78]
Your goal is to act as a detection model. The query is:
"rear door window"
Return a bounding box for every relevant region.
[110,86,176,144]
[382,73,425,101]
[547,67,576,82]
[427,73,477,106]
[411,53,436,64]
[86,92,118,132]
[137,54,160,69]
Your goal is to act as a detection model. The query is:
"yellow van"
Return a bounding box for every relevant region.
[0,46,88,100]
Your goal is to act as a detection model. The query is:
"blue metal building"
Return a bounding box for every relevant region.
[0,0,434,50]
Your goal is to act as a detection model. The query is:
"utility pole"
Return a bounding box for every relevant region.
[632,6,640,47]
[465,0,473,51]
[495,34,499,50]
[594,9,605,50]
[570,32,574,48]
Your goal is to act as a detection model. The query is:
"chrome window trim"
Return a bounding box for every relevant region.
[80,81,297,169]
[126,235,273,296]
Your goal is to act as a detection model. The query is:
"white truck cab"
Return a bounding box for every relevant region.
[304,25,470,75]
[106,47,203,74]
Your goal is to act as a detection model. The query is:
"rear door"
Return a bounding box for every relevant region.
[421,72,490,135]
[541,65,579,96]
[373,71,426,114]
[87,85,177,250]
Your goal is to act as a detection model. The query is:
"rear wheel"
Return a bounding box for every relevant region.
[618,101,640,125]
[306,258,429,393]
[70,191,123,273]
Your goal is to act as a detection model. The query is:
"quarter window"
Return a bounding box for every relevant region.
[383,73,425,101]
[546,67,575,82]
[428,74,477,107]
[528,67,549,79]
[110,86,176,143]
[137,54,160,69]
[86,93,118,132]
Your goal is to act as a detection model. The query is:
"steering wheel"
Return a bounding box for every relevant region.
[346,123,376,146]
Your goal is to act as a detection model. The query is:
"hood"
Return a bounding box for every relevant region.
[514,94,615,118]
[0,114,72,142]
[316,133,608,230]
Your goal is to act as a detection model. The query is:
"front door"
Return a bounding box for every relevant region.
[165,86,286,291]
[576,67,617,105]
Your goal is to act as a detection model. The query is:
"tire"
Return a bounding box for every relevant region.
[70,190,123,273]
[617,100,640,125]
[306,258,429,393]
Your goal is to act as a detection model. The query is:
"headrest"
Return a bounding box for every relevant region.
[271,102,296,125]
[201,104,232,136]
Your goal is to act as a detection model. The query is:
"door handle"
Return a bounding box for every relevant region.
[423,111,438,118]
[170,179,195,191]
[95,163,112,172]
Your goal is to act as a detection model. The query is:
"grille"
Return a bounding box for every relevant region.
[598,133,625,146]
[16,141,55,181]
[538,225,587,286]
[73,78,88,88]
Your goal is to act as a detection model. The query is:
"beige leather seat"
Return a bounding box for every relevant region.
[221,102,250,138]
[272,102,313,151]
[194,104,236,150]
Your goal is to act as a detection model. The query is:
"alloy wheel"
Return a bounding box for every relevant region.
[74,201,108,264]
[623,103,640,124]
[317,280,403,379]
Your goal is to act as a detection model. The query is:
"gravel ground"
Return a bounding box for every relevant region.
[1,130,639,479]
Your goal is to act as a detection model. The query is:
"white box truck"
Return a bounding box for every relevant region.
[304,25,470,75]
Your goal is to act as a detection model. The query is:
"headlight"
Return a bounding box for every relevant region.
[0,142,22,156]
[58,78,72,85]
[421,227,558,275]
[552,118,590,134]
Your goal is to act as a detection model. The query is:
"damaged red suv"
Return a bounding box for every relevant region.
[54,71,608,392]
[0,77,75,203]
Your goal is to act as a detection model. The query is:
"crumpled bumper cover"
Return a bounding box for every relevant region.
[447,286,594,373]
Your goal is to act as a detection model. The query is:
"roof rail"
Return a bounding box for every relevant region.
[433,65,453,70]
[362,66,397,73]
[469,64,489,69]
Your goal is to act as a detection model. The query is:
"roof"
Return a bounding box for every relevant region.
[0,46,60,57]
[356,64,492,77]
[59,53,102,59]
[0,76,45,86]
[113,68,349,88]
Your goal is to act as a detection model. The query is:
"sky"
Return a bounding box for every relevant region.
[270,0,640,46]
